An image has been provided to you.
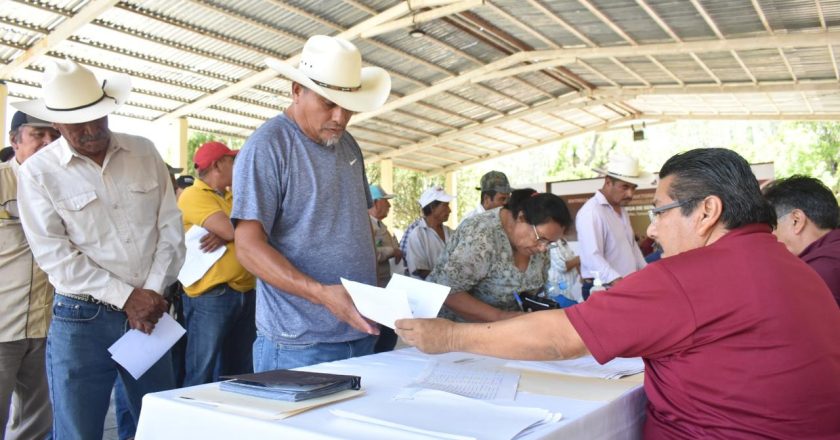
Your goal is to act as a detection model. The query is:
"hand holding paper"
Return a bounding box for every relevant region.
[340,275,450,329]
[108,313,186,379]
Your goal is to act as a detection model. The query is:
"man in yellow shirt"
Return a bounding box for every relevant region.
[178,141,256,386]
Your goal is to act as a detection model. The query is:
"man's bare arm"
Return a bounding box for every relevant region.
[235,219,377,335]
[395,310,588,360]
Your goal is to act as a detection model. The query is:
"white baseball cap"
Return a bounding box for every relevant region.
[419,186,454,208]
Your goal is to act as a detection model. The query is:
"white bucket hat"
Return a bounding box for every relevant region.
[12,59,131,124]
[265,35,391,113]
[593,154,656,187]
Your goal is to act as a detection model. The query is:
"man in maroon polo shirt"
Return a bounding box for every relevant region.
[763,175,840,307]
[396,149,840,439]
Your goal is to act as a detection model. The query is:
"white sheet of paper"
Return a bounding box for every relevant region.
[386,274,451,319]
[341,278,412,329]
[178,226,226,287]
[330,389,558,440]
[108,313,186,379]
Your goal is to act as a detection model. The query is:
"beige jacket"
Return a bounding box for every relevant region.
[0,159,52,341]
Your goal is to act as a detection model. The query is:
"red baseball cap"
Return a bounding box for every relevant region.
[194,141,237,171]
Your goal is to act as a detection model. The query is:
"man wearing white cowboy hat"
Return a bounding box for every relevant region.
[14,59,184,439]
[232,35,390,372]
[575,154,651,299]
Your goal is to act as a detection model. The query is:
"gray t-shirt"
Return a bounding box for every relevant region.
[231,114,375,344]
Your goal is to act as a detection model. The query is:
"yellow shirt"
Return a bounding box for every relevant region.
[177,178,255,296]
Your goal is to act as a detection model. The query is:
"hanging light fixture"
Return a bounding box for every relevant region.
[407,2,426,38]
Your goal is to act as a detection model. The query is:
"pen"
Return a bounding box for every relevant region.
[512,291,524,312]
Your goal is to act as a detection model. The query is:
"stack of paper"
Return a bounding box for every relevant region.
[331,389,561,440]
[178,386,363,420]
[506,355,644,379]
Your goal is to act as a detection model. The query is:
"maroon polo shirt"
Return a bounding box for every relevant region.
[799,228,840,307]
[566,224,840,439]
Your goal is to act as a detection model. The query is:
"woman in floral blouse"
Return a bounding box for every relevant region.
[430,189,572,322]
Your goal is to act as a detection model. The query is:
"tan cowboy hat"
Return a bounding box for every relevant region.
[12,59,131,124]
[593,154,656,187]
[265,35,391,113]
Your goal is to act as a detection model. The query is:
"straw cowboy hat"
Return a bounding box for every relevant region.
[265,35,391,113]
[593,154,656,187]
[12,59,131,124]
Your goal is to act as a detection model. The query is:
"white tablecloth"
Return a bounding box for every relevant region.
[136,348,647,440]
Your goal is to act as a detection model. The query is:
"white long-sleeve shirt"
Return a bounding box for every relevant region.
[575,190,645,283]
[17,132,185,308]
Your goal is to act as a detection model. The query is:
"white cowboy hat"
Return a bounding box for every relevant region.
[265,35,391,113]
[593,154,656,187]
[12,59,131,124]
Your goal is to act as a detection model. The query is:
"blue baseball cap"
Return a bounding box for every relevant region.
[370,184,394,200]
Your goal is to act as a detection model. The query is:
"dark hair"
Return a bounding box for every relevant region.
[763,175,839,229]
[480,190,498,203]
[0,146,14,162]
[659,148,776,229]
[422,200,443,217]
[503,188,572,228]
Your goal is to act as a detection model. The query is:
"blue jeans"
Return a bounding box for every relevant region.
[182,286,256,386]
[253,334,377,372]
[47,294,175,440]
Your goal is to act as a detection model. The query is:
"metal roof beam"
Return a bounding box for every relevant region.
[431,115,636,174]
[595,82,840,96]
[0,0,118,79]
[367,92,634,162]
[532,32,840,62]
[360,0,484,38]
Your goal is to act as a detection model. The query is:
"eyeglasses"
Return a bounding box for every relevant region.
[532,224,559,249]
[648,199,695,222]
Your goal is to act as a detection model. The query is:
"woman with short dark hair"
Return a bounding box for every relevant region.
[431,189,572,322]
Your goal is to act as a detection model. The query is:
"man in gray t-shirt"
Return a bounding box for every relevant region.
[231,35,391,371]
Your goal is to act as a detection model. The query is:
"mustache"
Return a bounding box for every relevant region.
[79,131,109,143]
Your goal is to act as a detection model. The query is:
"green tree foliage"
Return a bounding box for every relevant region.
[365,162,443,231]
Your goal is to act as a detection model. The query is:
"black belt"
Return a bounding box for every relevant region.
[57,293,123,311]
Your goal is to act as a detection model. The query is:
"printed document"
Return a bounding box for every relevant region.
[341,274,451,329]
[108,313,186,379]
[407,361,519,401]
[506,355,644,379]
[178,226,226,287]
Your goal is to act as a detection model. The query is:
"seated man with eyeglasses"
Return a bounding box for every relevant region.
[429,189,573,322]
[397,149,840,439]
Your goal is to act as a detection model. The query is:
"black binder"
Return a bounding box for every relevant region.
[220,369,361,402]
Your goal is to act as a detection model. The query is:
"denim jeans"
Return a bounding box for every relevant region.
[182,286,256,386]
[46,294,174,440]
[253,333,377,372]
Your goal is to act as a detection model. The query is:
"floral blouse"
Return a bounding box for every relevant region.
[428,208,549,321]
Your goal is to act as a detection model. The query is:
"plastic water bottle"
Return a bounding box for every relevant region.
[590,272,607,295]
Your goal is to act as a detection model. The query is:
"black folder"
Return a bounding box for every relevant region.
[219,369,361,402]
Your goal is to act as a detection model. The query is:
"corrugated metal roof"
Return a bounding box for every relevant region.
[3,0,840,173]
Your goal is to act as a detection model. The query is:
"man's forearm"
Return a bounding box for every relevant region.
[235,222,325,303]
[453,310,588,360]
